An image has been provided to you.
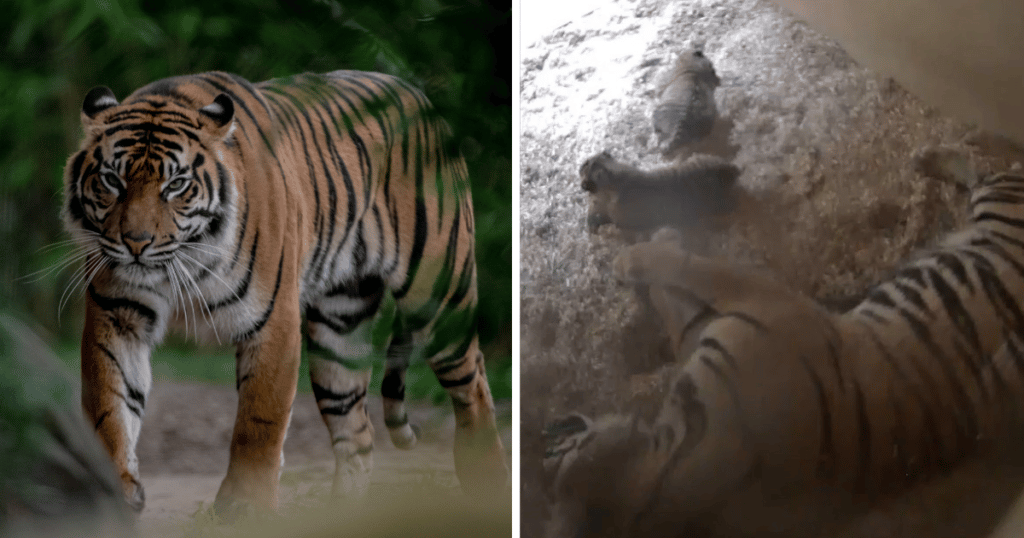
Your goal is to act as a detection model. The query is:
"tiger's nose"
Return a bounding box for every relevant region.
[122,231,154,256]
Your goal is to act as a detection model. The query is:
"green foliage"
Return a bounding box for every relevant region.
[0,313,134,536]
[1,0,511,393]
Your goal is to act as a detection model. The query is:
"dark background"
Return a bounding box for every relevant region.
[0,0,512,400]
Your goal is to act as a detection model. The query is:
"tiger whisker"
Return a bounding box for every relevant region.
[180,241,233,258]
[165,260,189,339]
[56,255,98,317]
[58,255,107,321]
[177,260,203,342]
[56,263,90,321]
[171,260,197,340]
[20,244,101,283]
[175,249,246,310]
[35,237,88,253]
[175,255,222,345]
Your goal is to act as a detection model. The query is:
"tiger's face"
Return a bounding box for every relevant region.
[63,86,237,287]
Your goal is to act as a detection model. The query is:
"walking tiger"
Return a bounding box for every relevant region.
[62,70,508,515]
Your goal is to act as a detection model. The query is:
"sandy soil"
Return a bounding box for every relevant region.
[134,379,512,535]
[519,0,1024,536]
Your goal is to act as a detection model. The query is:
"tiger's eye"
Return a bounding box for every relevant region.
[166,178,188,192]
[101,172,121,191]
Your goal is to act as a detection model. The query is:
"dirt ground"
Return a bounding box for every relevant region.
[134,379,512,536]
[519,0,1024,536]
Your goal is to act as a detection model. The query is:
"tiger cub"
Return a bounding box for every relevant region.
[578,151,741,235]
[62,71,508,515]
[544,163,1024,536]
[652,49,721,159]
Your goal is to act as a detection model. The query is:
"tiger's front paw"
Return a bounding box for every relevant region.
[120,472,145,513]
[212,494,256,524]
[612,247,643,284]
[213,467,278,523]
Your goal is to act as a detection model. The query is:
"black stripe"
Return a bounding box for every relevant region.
[96,343,145,417]
[311,382,365,416]
[429,333,475,377]
[233,249,284,341]
[718,311,770,333]
[926,266,982,353]
[381,368,405,400]
[155,138,182,152]
[972,192,1024,206]
[988,228,1024,253]
[446,250,475,309]
[795,355,834,481]
[69,151,87,184]
[104,122,183,138]
[94,410,111,430]
[852,380,871,493]
[306,294,382,337]
[324,275,384,299]
[864,286,897,309]
[974,211,1024,230]
[306,307,347,336]
[88,285,157,331]
[293,95,337,283]
[226,177,250,273]
[698,337,738,370]
[824,337,845,390]
[351,227,369,280]
[863,329,946,473]
[181,207,221,220]
[899,307,979,453]
[892,280,928,313]
[962,251,1024,330]
[969,237,1024,295]
[395,128,429,299]
[886,386,915,488]
[208,230,258,311]
[437,369,476,389]
[1003,338,1024,424]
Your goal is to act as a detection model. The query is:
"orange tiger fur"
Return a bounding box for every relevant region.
[62,71,507,515]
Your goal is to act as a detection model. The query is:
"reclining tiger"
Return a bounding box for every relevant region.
[61,70,508,516]
[543,153,1024,537]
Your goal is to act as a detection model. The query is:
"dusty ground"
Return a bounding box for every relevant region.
[134,379,512,536]
[519,0,1024,536]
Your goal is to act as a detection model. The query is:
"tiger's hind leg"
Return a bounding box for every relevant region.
[380,334,419,450]
[306,352,375,497]
[427,335,509,495]
[305,307,379,498]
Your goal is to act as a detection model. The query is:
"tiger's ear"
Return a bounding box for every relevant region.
[81,86,119,130]
[199,94,235,139]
